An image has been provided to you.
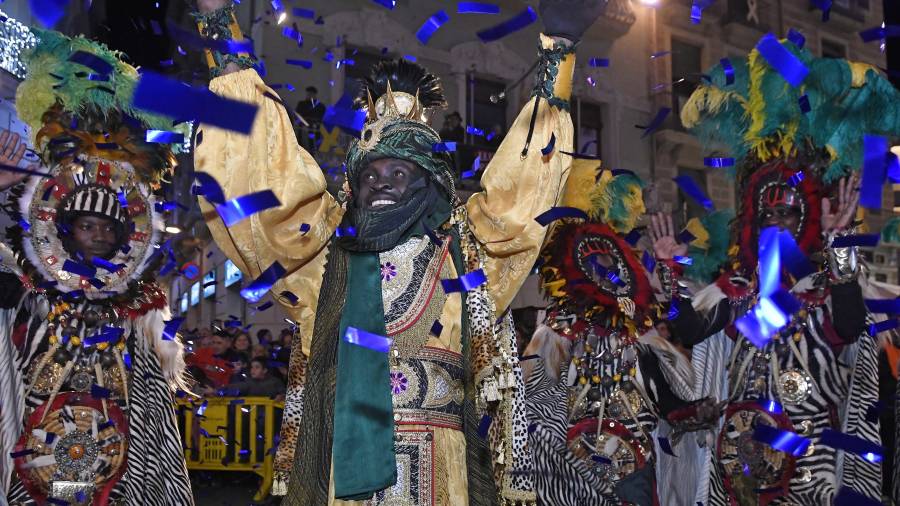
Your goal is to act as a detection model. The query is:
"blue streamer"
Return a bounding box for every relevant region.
[62,259,96,279]
[476,6,536,42]
[787,28,805,49]
[285,59,313,69]
[132,72,259,134]
[477,415,493,438]
[673,175,713,210]
[216,190,281,227]
[441,269,488,293]
[432,142,457,152]
[860,134,888,209]
[344,326,393,353]
[146,130,185,144]
[91,257,124,273]
[704,157,734,168]
[858,24,900,43]
[29,0,69,28]
[84,326,125,346]
[642,250,656,273]
[589,58,610,67]
[831,234,879,248]
[68,50,113,75]
[457,2,499,14]
[279,291,299,305]
[755,33,809,87]
[534,207,589,226]
[240,262,286,303]
[758,398,784,414]
[323,106,366,135]
[466,125,485,137]
[416,10,450,45]
[293,7,314,18]
[869,319,899,335]
[641,108,671,138]
[752,424,810,456]
[820,429,883,463]
[371,0,396,8]
[720,58,735,85]
[623,229,641,246]
[788,171,804,187]
[90,384,112,399]
[541,133,556,156]
[163,317,184,341]
[673,256,693,266]
[658,436,677,456]
[864,298,900,314]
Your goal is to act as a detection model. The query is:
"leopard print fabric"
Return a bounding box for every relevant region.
[273,329,308,494]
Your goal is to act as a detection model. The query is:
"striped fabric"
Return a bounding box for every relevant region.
[62,185,124,222]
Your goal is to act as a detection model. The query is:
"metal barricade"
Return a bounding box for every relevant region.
[176,396,284,502]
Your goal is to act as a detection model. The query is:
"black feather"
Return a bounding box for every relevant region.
[354,58,447,110]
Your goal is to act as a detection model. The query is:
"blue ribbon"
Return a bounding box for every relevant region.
[859,25,900,43]
[62,259,97,279]
[534,207,589,226]
[292,7,314,18]
[869,319,899,335]
[163,317,184,341]
[477,415,493,438]
[673,175,713,210]
[90,384,112,399]
[758,398,784,414]
[91,257,124,273]
[820,429,883,463]
[285,59,313,69]
[344,326,393,353]
[641,108,671,138]
[752,424,810,456]
[240,262,287,302]
[720,58,735,85]
[860,134,888,209]
[416,10,450,45]
[146,130,185,144]
[432,142,457,152]
[658,436,677,456]
[589,58,610,67]
[457,2,499,14]
[642,250,657,273]
[441,269,488,293]
[279,290,299,305]
[787,28,806,49]
[476,6,536,42]
[798,94,811,113]
[755,33,809,87]
[132,72,259,134]
[704,157,734,168]
[68,50,114,75]
[831,234,879,248]
[216,190,281,227]
[865,298,900,314]
[541,133,556,156]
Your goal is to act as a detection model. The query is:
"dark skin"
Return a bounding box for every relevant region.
[70,215,117,262]
[355,158,424,209]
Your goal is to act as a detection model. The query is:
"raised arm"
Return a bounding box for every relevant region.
[193,1,343,355]
[467,1,610,312]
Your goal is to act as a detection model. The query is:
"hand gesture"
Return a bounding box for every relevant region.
[0,131,34,191]
[196,0,230,13]
[649,213,688,260]
[820,173,859,233]
[539,0,609,43]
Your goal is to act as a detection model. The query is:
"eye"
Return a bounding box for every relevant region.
[393,169,406,179]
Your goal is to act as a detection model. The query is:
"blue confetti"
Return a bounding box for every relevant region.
[798,94,811,113]
[257,301,274,311]
[371,0,395,8]
[29,0,69,28]
[90,384,112,399]
[477,414,492,438]
[285,59,313,69]
[299,223,311,234]
[62,259,97,279]
[292,7,314,18]
[752,424,810,456]
[541,133,556,156]
[533,207,589,226]
[759,398,783,414]
[216,190,281,227]
[673,175,713,210]
[432,142,457,152]
[869,319,899,336]
[466,125,485,137]
[673,256,693,266]
[441,269,488,293]
[146,129,184,144]
[430,320,443,336]
[476,6,536,42]
[755,33,808,87]
[416,10,450,45]
[240,262,286,302]
[864,298,900,314]
[589,58,610,67]
[322,104,366,135]
[690,0,714,24]
[344,326,393,353]
[788,171,804,187]
[720,58,734,85]
[704,157,734,168]
[458,2,499,14]
[91,257,124,273]
[640,107,671,138]
[787,28,805,49]
[820,429,882,463]
[641,250,656,273]
[132,72,259,134]
[859,25,900,43]
[860,134,888,209]
[163,317,184,341]
[831,234,879,248]
[658,436,677,456]
[335,226,357,237]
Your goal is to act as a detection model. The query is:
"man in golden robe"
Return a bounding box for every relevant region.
[191,1,609,504]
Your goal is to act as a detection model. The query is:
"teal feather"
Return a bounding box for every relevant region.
[684,209,735,283]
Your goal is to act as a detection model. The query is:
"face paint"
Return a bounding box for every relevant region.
[758,183,802,237]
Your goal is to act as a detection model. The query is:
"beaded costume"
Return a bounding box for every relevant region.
[0,31,192,505]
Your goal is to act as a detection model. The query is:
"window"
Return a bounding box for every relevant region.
[190,282,200,306]
[224,259,242,287]
[821,38,847,59]
[671,39,702,126]
[876,273,887,282]
[573,99,603,158]
[180,292,188,314]
[876,254,885,264]
[466,76,506,146]
[676,167,709,225]
[202,269,216,299]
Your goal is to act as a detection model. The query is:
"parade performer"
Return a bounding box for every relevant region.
[523,161,719,506]
[191,0,608,504]
[666,35,900,504]
[0,31,193,505]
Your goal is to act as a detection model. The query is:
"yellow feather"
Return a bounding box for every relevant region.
[848,61,876,87]
[685,217,710,250]
[561,159,603,212]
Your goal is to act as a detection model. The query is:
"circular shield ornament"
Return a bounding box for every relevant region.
[776,369,813,405]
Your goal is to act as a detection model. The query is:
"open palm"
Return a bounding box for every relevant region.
[649,213,688,260]
[821,173,859,233]
[0,131,34,190]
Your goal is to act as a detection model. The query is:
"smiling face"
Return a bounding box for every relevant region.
[70,215,118,262]
[355,158,424,209]
[758,183,802,238]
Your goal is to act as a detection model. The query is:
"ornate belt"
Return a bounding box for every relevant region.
[390,347,464,431]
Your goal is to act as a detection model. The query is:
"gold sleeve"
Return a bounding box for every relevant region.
[465,35,575,313]
[195,68,344,355]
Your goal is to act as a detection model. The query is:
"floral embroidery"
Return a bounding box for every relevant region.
[390,371,408,395]
[381,262,398,282]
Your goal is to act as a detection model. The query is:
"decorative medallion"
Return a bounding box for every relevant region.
[566,418,647,485]
[776,369,813,405]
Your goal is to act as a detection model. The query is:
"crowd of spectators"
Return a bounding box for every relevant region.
[180,323,299,399]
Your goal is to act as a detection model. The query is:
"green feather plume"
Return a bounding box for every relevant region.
[684,209,735,283]
[881,216,900,245]
[589,172,645,234]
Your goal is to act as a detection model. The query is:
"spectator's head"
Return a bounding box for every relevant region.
[305,86,318,99]
[233,332,252,352]
[249,357,270,380]
[233,352,249,372]
[654,319,672,340]
[251,343,268,359]
[210,331,233,356]
[198,327,213,347]
[256,328,272,345]
[445,111,461,129]
[280,328,294,348]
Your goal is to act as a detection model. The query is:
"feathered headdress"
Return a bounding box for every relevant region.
[681,36,900,183]
[560,160,645,235]
[683,209,735,283]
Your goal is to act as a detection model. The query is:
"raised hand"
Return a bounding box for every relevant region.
[196,0,230,13]
[820,173,860,233]
[539,0,610,43]
[648,212,688,260]
[0,131,34,191]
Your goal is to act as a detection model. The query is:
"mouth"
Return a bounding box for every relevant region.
[368,198,397,208]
